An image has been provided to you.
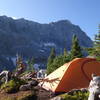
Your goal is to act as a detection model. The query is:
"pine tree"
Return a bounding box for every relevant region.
[47,48,70,74]
[16,54,23,68]
[92,25,100,60]
[47,48,56,74]
[27,57,34,72]
[63,48,68,57]
[51,55,64,72]
[15,54,26,73]
[63,48,70,63]
[70,35,83,60]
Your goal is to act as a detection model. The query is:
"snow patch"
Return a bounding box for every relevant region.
[39,49,45,52]
[44,42,56,47]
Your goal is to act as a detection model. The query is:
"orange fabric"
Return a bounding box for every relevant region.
[40,58,100,93]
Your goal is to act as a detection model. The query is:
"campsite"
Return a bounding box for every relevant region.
[0,28,99,100]
[0,1,99,100]
[0,57,100,100]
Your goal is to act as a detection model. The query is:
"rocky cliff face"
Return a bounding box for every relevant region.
[0,15,93,70]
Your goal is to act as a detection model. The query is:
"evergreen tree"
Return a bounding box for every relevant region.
[70,35,83,60]
[51,55,64,72]
[16,54,23,68]
[51,54,70,72]
[63,48,68,57]
[15,54,26,73]
[27,57,34,72]
[63,48,70,63]
[91,25,100,60]
[47,48,56,74]
[47,48,70,74]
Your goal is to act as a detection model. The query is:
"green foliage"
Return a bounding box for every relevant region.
[17,91,37,100]
[47,48,56,74]
[70,35,83,60]
[16,54,23,68]
[92,26,100,60]
[63,48,68,57]
[87,25,100,60]
[27,57,34,72]
[0,77,26,93]
[51,55,70,72]
[60,91,89,100]
[47,48,71,74]
[85,47,94,55]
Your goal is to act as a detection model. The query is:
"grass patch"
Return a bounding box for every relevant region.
[60,91,89,100]
[0,77,26,93]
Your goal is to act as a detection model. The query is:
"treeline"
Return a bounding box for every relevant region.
[47,25,100,74]
[47,35,83,74]
[12,25,100,75]
[87,25,100,60]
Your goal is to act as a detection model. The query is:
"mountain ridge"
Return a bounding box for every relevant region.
[0,15,93,70]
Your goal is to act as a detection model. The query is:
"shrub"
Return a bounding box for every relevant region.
[0,77,26,93]
[17,91,37,100]
[60,91,89,100]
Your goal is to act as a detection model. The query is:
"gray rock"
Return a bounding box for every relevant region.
[0,70,11,83]
[28,80,38,86]
[19,80,38,91]
[81,88,88,93]
[88,74,100,100]
[19,84,32,91]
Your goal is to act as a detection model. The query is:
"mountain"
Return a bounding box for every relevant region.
[0,15,93,70]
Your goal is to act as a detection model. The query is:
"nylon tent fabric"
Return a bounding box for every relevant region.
[39,58,100,93]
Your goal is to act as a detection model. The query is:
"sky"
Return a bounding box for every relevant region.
[0,0,100,40]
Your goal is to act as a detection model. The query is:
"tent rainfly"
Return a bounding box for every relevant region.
[39,58,100,93]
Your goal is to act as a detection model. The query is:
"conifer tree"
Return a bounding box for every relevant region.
[63,48,70,62]
[63,48,68,57]
[27,57,34,72]
[70,35,83,60]
[47,48,56,74]
[47,48,70,74]
[16,54,23,68]
[92,25,100,60]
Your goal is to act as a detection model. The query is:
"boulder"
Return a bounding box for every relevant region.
[19,84,32,91]
[19,80,38,91]
[88,74,100,100]
[28,80,38,86]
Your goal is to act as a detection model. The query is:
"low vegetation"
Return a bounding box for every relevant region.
[0,26,100,100]
[47,25,100,74]
[0,91,37,100]
[0,77,26,93]
[87,25,100,61]
[47,34,83,74]
[60,91,89,100]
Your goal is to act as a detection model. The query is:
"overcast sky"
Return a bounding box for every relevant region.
[0,0,100,40]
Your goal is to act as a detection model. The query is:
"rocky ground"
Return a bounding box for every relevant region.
[0,86,54,100]
[0,90,36,100]
[0,69,90,100]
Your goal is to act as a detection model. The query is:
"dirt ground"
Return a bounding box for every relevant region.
[0,86,54,100]
[0,90,34,100]
[36,86,54,100]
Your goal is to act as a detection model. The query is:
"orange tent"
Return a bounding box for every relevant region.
[40,58,100,93]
